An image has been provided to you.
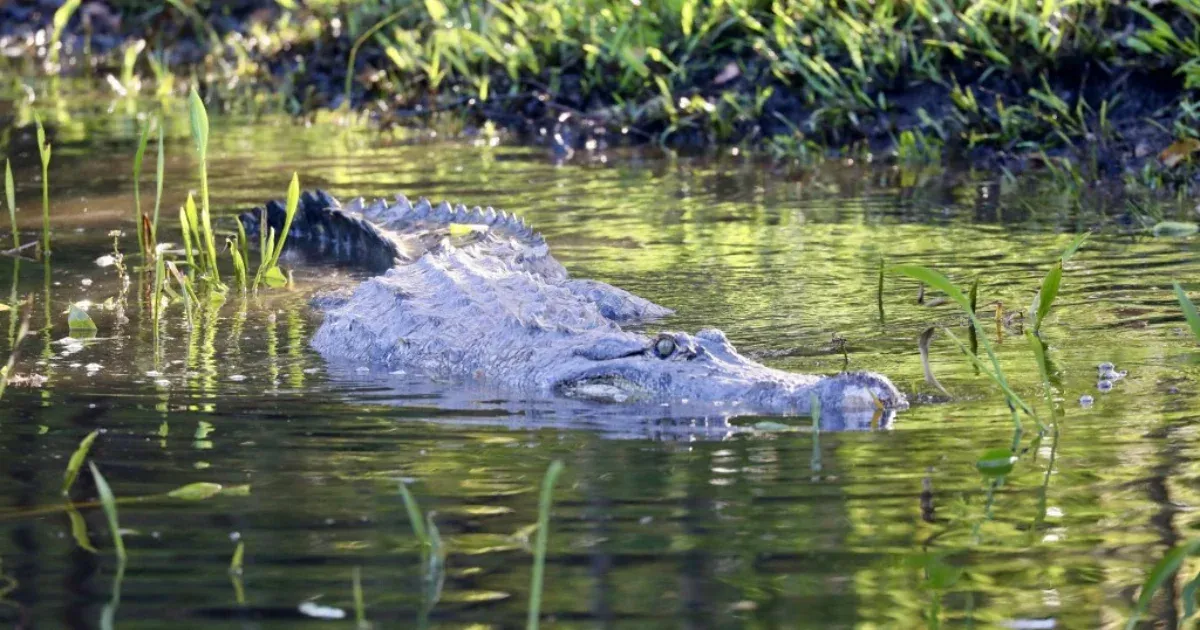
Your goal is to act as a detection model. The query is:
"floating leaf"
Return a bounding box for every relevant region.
[167,482,223,501]
[1152,221,1199,238]
[67,303,97,333]
[1174,282,1200,343]
[62,429,100,495]
[976,448,1015,478]
[1159,138,1200,168]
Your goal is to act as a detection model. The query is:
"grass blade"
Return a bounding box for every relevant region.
[876,257,885,323]
[1174,282,1200,342]
[1031,261,1063,333]
[270,173,300,267]
[62,429,100,495]
[4,159,16,250]
[352,566,365,627]
[132,121,152,257]
[1026,330,1057,420]
[1061,230,1090,262]
[48,0,82,69]
[152,121,164,248]
[1127,541,1200,630]
[527,460,564,630]
[34,114,51,258]
[398,482,431,545]
[230,541,245,573]
[88,462,127,562]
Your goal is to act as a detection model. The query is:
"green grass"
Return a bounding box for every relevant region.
[132,120,153,257]
[528,460,564,630]
[187,88,221,286]
[20,0,1200,169]
[33,114,51,258]
[4,159,15,251]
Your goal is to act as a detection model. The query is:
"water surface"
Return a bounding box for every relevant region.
[1,103,1198,629]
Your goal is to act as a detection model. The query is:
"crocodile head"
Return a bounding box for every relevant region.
[553,328,908,429]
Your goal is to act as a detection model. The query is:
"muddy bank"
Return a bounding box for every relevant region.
[2,0,1199,183]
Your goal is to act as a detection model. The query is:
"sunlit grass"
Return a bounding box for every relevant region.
[527,460,564,630]
[4,159,15,251]
[33,114,51,258]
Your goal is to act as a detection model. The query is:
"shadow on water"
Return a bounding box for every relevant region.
[2,97,1200,627]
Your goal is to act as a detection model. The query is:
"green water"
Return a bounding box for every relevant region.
[1,104,1198,629]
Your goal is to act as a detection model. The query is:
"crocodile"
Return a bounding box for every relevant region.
[240,190,908,430]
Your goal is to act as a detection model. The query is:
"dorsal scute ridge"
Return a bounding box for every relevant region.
[347,192,545,250]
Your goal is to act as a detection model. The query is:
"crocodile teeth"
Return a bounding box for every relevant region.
[413,197,432,220]
[433,201,453,222]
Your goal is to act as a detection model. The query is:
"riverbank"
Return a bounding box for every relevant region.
[3,0,1200,185]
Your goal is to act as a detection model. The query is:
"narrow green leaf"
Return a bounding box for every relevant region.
[66,501,98,552]
[398,482,431,546]
[1032,261,1063,333]
[528,460,564,630]
[230,541,245,573]
[153,121,164,246]
[88,462,126,562]
[167,482,223,501]
[4,159,16,250]
[62,429,100,495]
[352,566,366,624]
[67,303,97,333]
[187,88,209,159]
[1175,282,1200,342]
[1026,330,1056,418]
[269,173,301,268]
[1061,230,1090,261]
[425,0,448,21]
[891,265,970,310]
[1127,541,1200,630]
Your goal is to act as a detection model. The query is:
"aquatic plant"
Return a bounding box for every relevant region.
[1127,540,1200,629]
[253,173,300,291]
[62,430,100,495]
[187,88,221,285]
[0,304,30,402]
[89,461,127,630]
[1174,282,1200,342]
[4,159,15,250]
[33,114,51,258]
[528,460,564,630]
[152,123,164,248]
[47,0,82,71]
[132,119,153,257]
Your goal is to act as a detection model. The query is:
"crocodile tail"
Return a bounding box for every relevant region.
[360,194,547,249]
[239,189,401,274]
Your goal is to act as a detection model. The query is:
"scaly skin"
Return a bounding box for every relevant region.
[241,190,908,430]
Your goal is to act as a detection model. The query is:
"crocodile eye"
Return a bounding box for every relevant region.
[653,336,676,359]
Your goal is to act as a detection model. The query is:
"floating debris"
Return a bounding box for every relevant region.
[1098,380,1113,392]
[298,601,346,620]
[1080,395,1094,407]
[94,254,117,267]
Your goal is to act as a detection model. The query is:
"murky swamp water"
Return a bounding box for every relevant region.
[2,106,1200,629]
